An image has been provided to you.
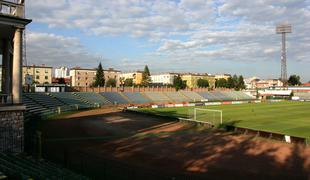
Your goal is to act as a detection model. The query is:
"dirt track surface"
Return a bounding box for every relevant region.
[40,108,310,180]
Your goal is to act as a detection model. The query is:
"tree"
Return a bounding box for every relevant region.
[227,77,235,88]
[173,75,186,91]
[236,75,246,90]
[124,78,133,87]
[288,75,301,86]
[141,65,151,86]
[215,78,227,88]
[92,62,105,87]
[106,78,116,87]
[197,78,209,88]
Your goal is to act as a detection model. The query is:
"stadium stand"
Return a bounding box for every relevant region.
[180,91,204,101]
[163,92,191,102]
[22,95,54,118]
[21,91,256,119]
[142,92,171,103]
[100,92,130,104]
[197,92,218,101]
[294,92,310,101]
[212,92,230,100]
[73,92,112,106]
[24,93,73,112]
[0,153,88,179]
[122,92,150,104]
[50,92,91,108]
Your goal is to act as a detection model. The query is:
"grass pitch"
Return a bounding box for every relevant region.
[136,101,310,139]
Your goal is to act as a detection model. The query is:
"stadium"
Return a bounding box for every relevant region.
[1,0,310,180]
[3,89,308,179]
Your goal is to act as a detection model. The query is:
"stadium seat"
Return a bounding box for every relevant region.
[163,92,191,102]
[122,92,151,104]
[142,92,172,103]
[100,92,130,104]
[73,92,112,106]
[180,91,204,102]
[50,92,92,109]
[0,153,88,179]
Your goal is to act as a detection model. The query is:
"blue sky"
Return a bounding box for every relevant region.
[25,0,310,82]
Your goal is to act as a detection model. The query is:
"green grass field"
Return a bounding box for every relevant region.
[136,101,310,139]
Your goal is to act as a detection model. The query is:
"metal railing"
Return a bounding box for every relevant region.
[0,94,13,105]
[0,0,24,18]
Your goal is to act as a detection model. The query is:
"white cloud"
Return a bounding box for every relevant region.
[25,0,310,79]
[26,31,102,68]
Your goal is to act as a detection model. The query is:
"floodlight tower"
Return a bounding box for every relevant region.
[276,24,292,86]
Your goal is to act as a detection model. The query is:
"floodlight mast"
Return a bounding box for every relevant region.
[276,24,292,86]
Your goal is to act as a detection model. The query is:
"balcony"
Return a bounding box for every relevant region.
[0,0,24,18]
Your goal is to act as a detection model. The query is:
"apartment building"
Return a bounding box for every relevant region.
[150,73,178,85]
[120,71,143,85]
[70,67,121,87]
[22,65,53,85]
[70,68,96,87]
[181,73,216,88]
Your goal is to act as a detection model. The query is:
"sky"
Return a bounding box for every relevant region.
[24,0,310,82]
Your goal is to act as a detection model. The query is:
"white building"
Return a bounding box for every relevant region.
[151,73,178,85]
[244,77,283,89]
[55,67,70,78]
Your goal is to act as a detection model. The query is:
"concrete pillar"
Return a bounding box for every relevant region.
[12,28,23,104]
[1,39,12,94]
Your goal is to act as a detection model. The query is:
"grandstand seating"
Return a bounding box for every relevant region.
[24,93,73,112]
[294,92,310,101]
[22,91,256,119]
[197,92,218,101]
[22,95,54,118]
[163,92,191,102]
[122,92,150,104]
[142,92,171,103]
[0,153,88,179]
[50,92,91,108]
[73,92,112,106]
[100,92,130,104]
[180,91,204,101]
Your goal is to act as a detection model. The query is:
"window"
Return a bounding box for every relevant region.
[85,77,88,80]
[86,83,88,86]
[78,77,80,80]
[45,76,48,80]
[36,70,40,73]
[45,69,49,73]
[78,83,80,86]
[36,75,40,79]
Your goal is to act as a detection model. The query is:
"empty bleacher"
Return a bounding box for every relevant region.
[163,92,191,102]
[143,92,171,103]
[24,93,72,112]
[0,153,88,179]
[180,91,204,102]
[74,92,112,106]
[100,92,130,104]
[50,92,91,108]
[197,92,218,101]
[122,92,150,104]
[22,95,54,118]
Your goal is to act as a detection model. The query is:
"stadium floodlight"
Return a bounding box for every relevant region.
[276,24,292,86]
[192,108,223,126]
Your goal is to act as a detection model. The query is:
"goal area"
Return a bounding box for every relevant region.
[188,108,223,127]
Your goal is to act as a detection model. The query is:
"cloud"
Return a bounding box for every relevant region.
[26,31,102,68]
[25,0,310,79]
